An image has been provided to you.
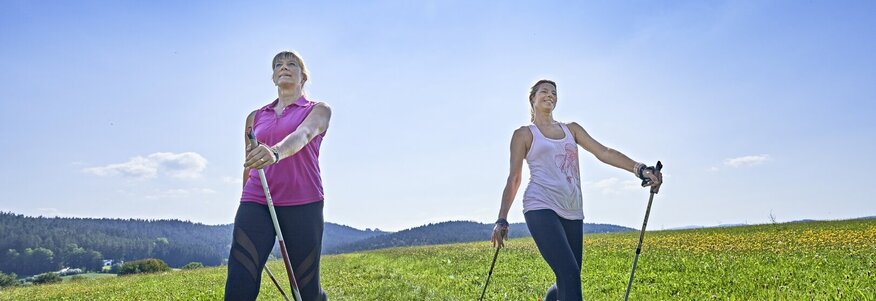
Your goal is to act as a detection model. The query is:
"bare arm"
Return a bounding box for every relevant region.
[245,103,332,169]
[492,127,531,248]
[497,127,531,220]
[567,122,639,174]
[273,103,332,159]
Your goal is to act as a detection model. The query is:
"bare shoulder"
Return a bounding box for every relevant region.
[567,122,591,137]
[566,122,585,133]
[245,110,259,126]
[513,126,532,138]
[512,126,533,143]
[312,102,332,115]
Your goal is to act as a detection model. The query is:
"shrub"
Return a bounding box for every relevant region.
[182,262,204,270]
[0,271,18,289]
[118,258,171,276]
[32,272,62,285]
[109,263,122,274]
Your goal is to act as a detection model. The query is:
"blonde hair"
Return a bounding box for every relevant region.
[528,79,557,122]
[271,50,309,87]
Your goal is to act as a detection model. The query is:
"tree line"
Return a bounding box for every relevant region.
[0,212,232,277]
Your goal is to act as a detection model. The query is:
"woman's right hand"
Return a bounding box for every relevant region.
[490,219,509,248]
[244,143,278,170]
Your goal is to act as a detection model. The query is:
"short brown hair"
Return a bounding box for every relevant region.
[272,50,309,86]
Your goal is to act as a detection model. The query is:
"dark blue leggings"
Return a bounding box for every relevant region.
[225,201,327,301]
[525,209,583,301]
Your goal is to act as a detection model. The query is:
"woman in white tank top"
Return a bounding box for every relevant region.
[489,79,663,301]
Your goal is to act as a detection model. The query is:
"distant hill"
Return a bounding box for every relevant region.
[668,225,705,230]
[0,212,233,277]
[322,223,388,253]
[327,221,634,254]
[0,212,386,277]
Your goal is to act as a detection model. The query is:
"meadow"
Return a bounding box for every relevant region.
[1,219,873,300]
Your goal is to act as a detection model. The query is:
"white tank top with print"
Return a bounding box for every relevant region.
[522,123,584,220]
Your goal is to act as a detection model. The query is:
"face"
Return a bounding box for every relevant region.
[271,56,304,88]
[531,82,557,112]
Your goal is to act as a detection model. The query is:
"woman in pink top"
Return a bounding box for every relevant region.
[490,80,662,301]
[225,50,331,301]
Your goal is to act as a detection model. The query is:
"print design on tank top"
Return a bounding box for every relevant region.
[555,142,582,209]
[555,142,580,186]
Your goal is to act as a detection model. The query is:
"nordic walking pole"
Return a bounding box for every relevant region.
[624,161,662,301]
[478,245,501,301]
[248,129,302,301]
[264,265,290,301]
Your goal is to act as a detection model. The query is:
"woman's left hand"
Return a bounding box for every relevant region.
[244,143,277,169]
[642,166,663,194]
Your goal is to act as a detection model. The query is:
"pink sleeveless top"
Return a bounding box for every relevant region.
[240,96,326,206]
[522,123,584,220]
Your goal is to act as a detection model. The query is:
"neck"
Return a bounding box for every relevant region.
[277,86,303,107]
[533,112,554,125]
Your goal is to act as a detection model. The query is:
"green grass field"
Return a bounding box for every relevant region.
[1,219,874,300]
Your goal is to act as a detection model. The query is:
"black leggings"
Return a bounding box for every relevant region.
[225,201,327,301]
[525,209,583,301]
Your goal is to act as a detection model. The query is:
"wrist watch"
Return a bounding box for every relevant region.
[270,146,280,162]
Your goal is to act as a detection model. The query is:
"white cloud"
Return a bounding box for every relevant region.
[83,152,208,179]
[724,154,770,168]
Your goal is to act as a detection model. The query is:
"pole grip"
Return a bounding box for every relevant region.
[640,161,663,187]
[247,127,259,146]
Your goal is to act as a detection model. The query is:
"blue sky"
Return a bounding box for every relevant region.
[1,1,874,231]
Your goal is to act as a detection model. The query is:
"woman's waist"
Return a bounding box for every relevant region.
[525,178,580,194]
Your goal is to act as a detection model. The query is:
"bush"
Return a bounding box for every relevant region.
[0,271,18,289]
[118,258,171,276]
[182,262,204,270]
[32,272,62,285]
[109,263,122,274]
